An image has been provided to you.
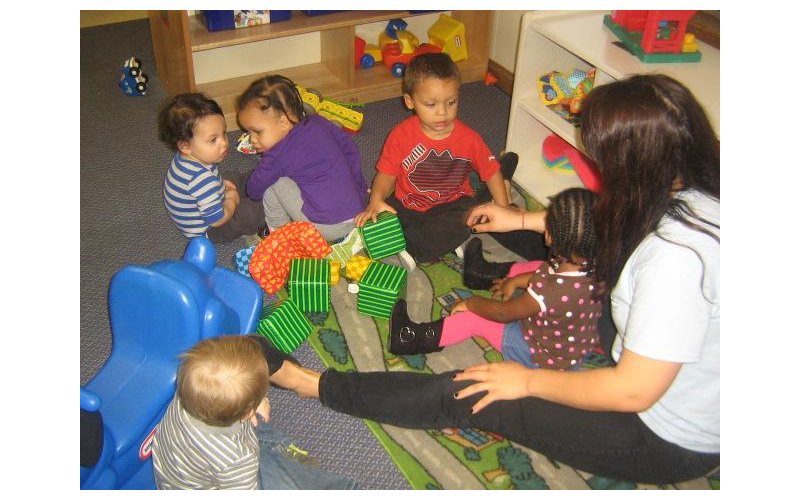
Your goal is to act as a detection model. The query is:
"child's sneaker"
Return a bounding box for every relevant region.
[328,227,363,265]
[397,249,417,273]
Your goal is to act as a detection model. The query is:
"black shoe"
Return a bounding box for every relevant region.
[462,238,513,290]
[258,225,270,239]
[499,151,519,181]
[389,299,444,355]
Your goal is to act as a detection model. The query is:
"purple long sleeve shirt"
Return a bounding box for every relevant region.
[246,114,367,224]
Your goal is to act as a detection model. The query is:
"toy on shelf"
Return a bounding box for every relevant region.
[80,237,263,489]
[427,13,468,62]
[296,85,364,133]
[537,67,596,125]
[541,134,602,193]
[604,11,701,63]
[203,10,291,32]
[118,57,149,97]
[357,15,470,78]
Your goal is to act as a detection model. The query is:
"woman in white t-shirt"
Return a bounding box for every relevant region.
[269,74,720,484]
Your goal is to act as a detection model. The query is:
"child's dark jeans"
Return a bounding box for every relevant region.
[206,170,265,244]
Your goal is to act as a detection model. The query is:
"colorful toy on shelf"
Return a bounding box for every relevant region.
[604,11,701,63]
[357,17,446,78]
[537,68,595,112]
[296,85,364,133]
[118,57,149,97]
[203,10,291,32]
[541,134,601,193]
[383,41,442,77]
[427,14,468,62]
[80,237,263,489]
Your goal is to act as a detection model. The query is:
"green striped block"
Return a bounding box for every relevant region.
[287,259,330,312]
[359,211,406,260]
[357,261,407,319]
[256,299,312,353]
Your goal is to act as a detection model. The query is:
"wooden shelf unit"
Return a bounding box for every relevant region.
[506,10,720,206]
[149,10,492,130]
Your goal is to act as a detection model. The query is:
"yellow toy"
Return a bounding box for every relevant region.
[296,85,364,133]
[318,101,363,133]
[296,85,321,113]
[427,14,468,62]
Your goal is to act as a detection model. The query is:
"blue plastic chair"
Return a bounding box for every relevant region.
[80,237,263,489]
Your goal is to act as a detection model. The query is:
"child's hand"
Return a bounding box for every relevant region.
[355,201,395,227]
[223,179,238,192]
[250,396,271,426]
[490,278,517,302]
[225,188,241,205]
[450,299,470,315]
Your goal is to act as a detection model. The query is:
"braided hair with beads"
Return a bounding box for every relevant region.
[544,188,599,275]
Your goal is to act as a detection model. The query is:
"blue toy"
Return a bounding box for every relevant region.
[80,237,263,489]
[118,57,149,97]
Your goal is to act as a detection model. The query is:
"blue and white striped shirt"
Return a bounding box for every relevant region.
[163,153,226,238]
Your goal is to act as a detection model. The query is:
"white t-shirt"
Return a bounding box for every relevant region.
[610,190,719,453]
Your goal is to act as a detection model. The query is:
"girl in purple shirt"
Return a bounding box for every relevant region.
[237,75,367,243]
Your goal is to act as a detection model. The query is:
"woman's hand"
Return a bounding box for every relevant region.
[452,362,535,414]
[467,203,525,233]
[467,203,546,234]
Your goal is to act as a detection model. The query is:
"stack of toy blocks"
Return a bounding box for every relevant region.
[357,261,407,319]
[359,211,406,260]
[287,259,330,312]
[256,299,312,353]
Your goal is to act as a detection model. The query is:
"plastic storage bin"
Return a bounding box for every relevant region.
[204,10,291,32]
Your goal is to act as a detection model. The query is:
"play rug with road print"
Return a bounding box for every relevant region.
[272,231,719,490]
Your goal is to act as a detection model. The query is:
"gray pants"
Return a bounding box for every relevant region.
[263,177,355,243]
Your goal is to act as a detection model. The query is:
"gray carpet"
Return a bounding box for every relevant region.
[81,18,510,489]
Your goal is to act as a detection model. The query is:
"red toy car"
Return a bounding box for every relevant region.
[381,42,442,78]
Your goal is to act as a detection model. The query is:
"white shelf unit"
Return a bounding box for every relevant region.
[506,10,720,206]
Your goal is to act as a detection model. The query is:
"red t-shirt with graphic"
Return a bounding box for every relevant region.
[376,116,500,212]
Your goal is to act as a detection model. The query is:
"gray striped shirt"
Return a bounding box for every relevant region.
[151,396,260,489]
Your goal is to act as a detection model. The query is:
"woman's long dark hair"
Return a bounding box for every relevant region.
[580,74,719,294]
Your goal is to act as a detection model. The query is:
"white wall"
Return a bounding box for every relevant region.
[489,10,527,72]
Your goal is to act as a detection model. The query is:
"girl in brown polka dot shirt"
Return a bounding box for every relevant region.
[389,188,602,370]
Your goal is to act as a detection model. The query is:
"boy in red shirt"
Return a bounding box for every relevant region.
[355,53,513,267]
